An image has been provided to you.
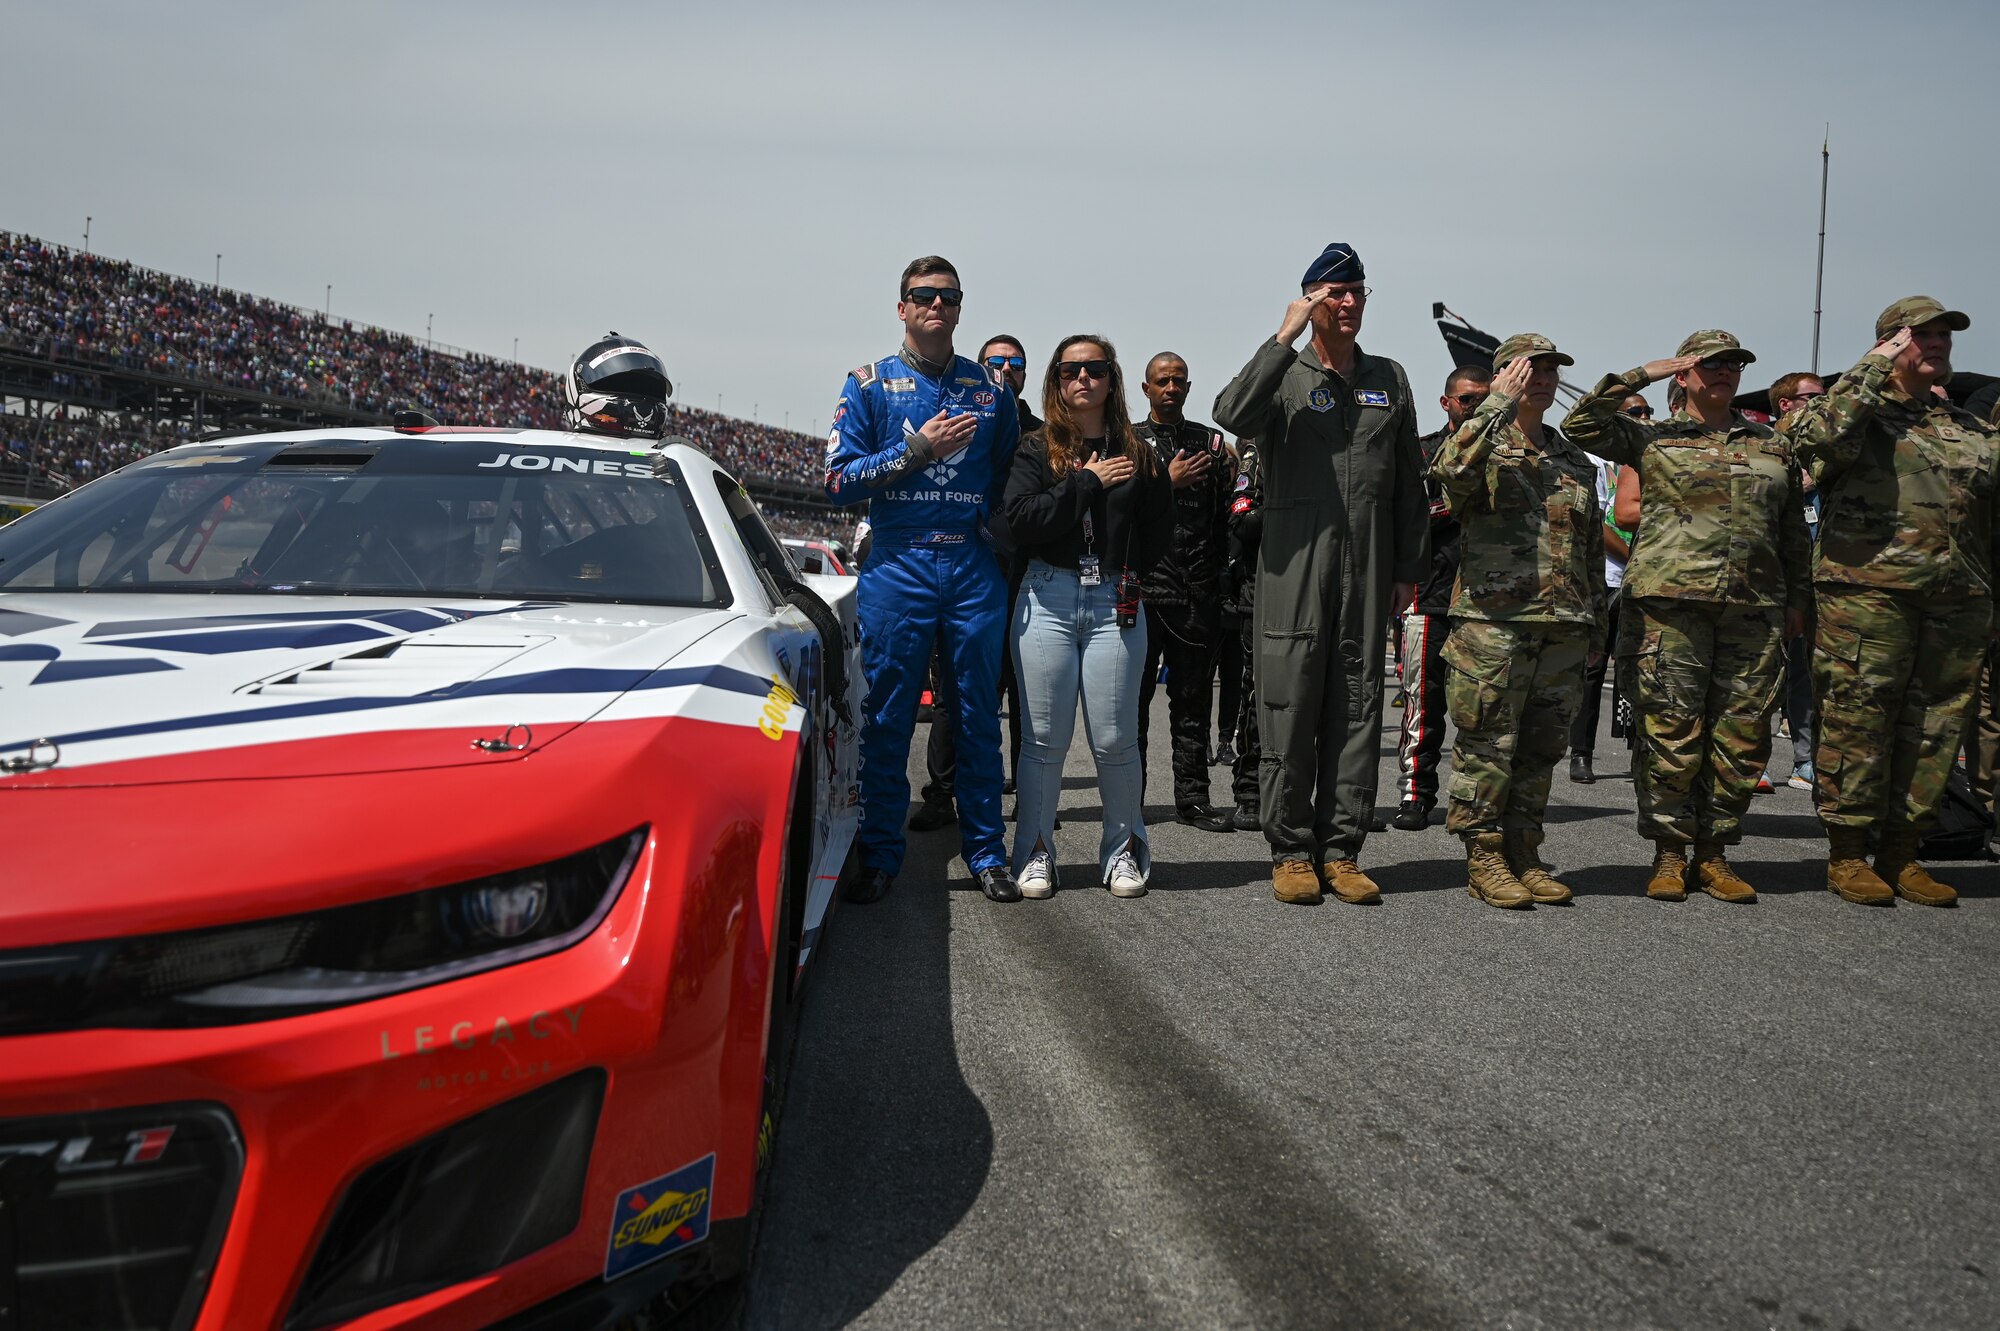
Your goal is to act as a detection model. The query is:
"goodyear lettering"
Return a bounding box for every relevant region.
[760,675,800,741]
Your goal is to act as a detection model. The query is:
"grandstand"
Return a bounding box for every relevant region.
[0,232,838,537]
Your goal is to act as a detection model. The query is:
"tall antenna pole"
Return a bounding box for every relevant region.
[1812,126,1829,375]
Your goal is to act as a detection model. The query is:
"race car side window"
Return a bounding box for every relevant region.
[711,473,796,606]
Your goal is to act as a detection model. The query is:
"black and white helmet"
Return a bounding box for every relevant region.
[564,332,673,439]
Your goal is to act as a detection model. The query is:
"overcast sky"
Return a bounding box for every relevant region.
[8,1,1996,440]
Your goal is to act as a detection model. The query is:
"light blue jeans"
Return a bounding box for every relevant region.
[1011,559,1152,885]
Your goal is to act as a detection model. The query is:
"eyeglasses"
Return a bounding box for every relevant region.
[903,287,963,307]
[1056,360,1112,382]
[1313,285,1371,305]
[984,355,1026,370]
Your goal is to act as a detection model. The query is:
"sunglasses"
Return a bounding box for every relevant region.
[903,287,963,307]
[1622,405,1654,419]
[1698,356,1746,371]
[984,355,1026,369]
[1449,392,1489,407]
[1057,360,1112,382]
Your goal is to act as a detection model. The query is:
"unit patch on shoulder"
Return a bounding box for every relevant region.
[1354,389,1391,408]
[1307,387,1336,413]
[849,363,876,386]
[884,378,917,394]
[1235,473,1251,492]
[605,1154,715,1280]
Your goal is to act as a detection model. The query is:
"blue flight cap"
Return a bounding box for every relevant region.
[1302,243,1364,288]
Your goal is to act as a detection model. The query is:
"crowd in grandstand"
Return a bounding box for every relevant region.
[0,232,822,489]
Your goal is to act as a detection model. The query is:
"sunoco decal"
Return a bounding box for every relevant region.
[605,1154,715,1279]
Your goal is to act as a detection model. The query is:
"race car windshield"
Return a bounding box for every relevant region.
[0,443,727,606]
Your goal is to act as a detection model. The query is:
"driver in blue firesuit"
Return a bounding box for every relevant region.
[824,256,1023,904]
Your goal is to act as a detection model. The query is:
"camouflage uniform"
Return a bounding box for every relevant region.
[1786,345,2000,835]
[1562,342,1812,848]
[1432,371,1602,838]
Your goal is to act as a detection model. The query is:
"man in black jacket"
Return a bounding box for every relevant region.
[1391,364,1489,829]
[1135,352,1236,832]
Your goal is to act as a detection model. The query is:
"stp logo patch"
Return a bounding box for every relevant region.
[973,390,996,406]
[604,1154,714,1279]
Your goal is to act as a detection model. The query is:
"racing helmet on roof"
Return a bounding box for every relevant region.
[564,332,673,439]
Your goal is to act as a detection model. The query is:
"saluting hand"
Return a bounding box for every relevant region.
[1870,326,1915,362]
[1084,453,1136,488]
[1492,356,1535,399]
[1640,353,1703,382]
[1277,288,1338,345]
[1168,450,1211,489]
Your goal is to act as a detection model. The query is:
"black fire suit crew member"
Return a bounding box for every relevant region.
[1392,364,1490,830]
[1227,438,1264,831]
[1135,352,1237,832]
[1214,242,1427,906]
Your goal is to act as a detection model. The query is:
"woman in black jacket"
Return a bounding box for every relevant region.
[1002,334,1175,898]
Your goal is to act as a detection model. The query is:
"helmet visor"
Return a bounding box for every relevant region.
[581,347,672,398]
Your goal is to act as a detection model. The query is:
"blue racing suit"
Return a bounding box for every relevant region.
[825,350,1019,877]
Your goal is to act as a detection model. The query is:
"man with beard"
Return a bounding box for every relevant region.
[1136,352,1237,832]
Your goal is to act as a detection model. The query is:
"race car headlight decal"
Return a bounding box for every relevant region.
[0,827,645,1035]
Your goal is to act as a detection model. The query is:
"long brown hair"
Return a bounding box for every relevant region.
[1038,334,1156,479]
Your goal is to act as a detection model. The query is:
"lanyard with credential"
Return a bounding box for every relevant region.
[1079,487,1103,587]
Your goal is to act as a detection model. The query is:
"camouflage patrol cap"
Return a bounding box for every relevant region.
[1675,329,1756,365]
[1491,333,1574,369]
[1875,296,1970,340]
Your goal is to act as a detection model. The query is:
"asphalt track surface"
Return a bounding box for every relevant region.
[750,684,2000,1331]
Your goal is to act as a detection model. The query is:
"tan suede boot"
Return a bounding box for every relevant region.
[1272,859,1324,905]
[1693,840,1757,903]
[1503,829,1573,904]
[1826,826,1894,905]
[1321,859,1382,905]
[1873,827,1958,907]
[1466,833,1532,909]
[1645,842,1689,901]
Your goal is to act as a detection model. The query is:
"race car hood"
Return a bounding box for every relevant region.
[0,594,739,787]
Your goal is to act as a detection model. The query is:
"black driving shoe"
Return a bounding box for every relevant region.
[1002,776,1016,795]
[1390,799,1433,831]
[1176,804,1235,833]
[1569,754,1594,784]
[907,797,957,831]
[975,866,1021,903]
[845,868,893,904]
[1215,740,1239,767]
[1230,804,1261,832]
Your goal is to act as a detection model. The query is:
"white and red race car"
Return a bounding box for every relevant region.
[0,426,861,1329]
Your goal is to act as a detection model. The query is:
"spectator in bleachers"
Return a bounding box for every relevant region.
[0,231,822,490]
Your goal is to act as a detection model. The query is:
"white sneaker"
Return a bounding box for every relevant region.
[1107,848,1147,898]
[1018,851,1055,899]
